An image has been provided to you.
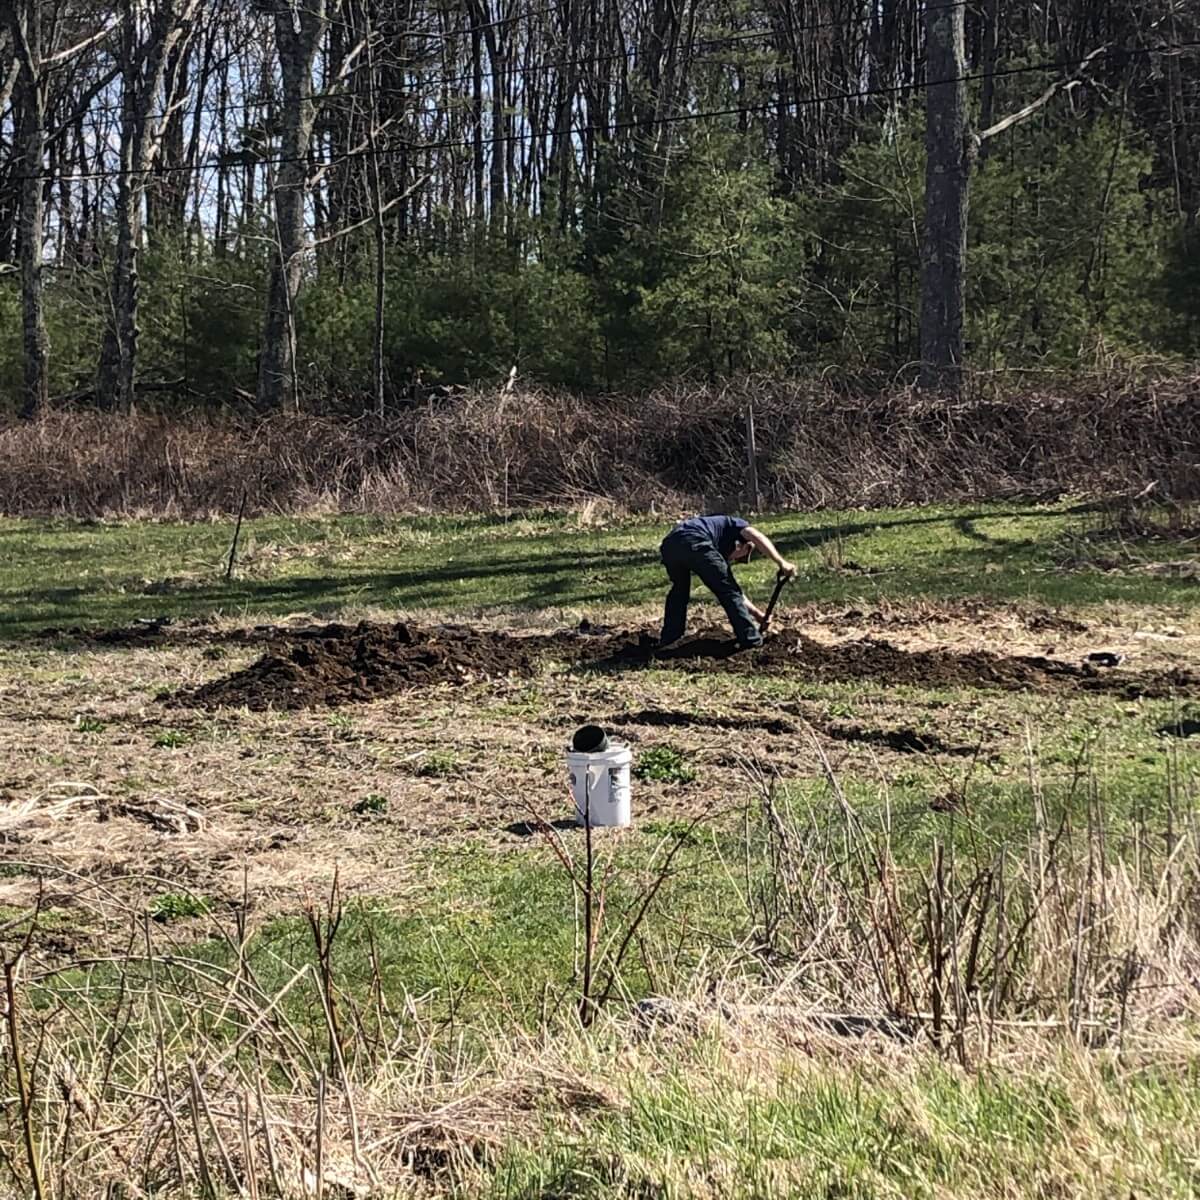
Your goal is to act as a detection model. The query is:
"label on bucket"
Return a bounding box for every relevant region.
[609,767,630,805]
[566,745,632,827]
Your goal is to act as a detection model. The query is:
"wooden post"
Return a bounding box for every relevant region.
[225,488,247,580]
[745,401,760,513]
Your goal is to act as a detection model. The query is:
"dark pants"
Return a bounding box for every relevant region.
[659,530,761,647]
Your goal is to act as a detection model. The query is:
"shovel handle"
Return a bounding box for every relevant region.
[759,569,791,632]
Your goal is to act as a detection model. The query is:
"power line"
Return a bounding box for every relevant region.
[58,3,973,128]
[15,36,1200,185]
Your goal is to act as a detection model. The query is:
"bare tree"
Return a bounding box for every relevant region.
[919,6,1106,393]
[359,0,387,417]
[918,1,970,393]
[97,0,199,411]
[4,0,49,417]
[256,0,335,411]
[4,0,112,416]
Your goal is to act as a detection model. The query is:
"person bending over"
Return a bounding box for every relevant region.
[658,514,796,649]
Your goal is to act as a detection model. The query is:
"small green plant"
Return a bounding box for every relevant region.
[416,750,464,778]
[149,892,210,922]
[153,729,192,749]
[634,745,697,785]
[352,792,388,815]
[642,817,703,843]
[327,712,356,738]
[74,715,106,733]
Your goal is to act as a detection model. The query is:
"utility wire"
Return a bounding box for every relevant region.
[14,36,1200,184]
[57,2,973,127]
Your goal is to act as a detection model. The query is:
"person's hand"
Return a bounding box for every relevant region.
[746,601,766,621]
[778,560,797,578]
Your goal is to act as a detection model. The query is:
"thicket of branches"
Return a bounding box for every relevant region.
[0,372,1195,516]
[0,0,1198,416]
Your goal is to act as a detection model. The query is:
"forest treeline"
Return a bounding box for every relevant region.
[1,0,1198,415]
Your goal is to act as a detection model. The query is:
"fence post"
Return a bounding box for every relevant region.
[745,400,760,512]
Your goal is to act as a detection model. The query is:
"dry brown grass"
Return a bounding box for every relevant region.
[1,751,1197,1197]
[1,370,1197,518]
[3,604,1199,1196]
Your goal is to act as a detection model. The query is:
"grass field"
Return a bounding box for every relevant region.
[4,499,1200,636]
[1,502,1198,1198]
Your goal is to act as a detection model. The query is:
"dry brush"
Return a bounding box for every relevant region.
[0,371,1196,519]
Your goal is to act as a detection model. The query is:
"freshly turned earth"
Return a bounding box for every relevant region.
[141,619,1200,710]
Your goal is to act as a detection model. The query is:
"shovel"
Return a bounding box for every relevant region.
[759,569,792,633]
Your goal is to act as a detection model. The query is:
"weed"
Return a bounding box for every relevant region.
[635,745,697,785]
[74,715,106,734]
[416,749,464,778]
[148,892,210,922]
[642,818,704,844]
[352,793,389,816]
[152,729,192,749]
[327,712,356,737]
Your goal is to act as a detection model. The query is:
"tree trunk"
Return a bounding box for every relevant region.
[98,0,195,411]
[257,0,328,411]
[919,2,971,394]
[362,0,386,417]
[96,13,141,412]
[978,0,1000,160]
[6,0,48,418]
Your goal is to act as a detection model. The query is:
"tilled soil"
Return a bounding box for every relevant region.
[166,620,1200,710]
[172,622,556,710]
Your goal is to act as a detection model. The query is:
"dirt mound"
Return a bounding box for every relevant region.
[172,620,1200,710]
[588,628,1199,699]
[173,622,548,710]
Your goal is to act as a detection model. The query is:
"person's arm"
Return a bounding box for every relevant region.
[742,526,796,576]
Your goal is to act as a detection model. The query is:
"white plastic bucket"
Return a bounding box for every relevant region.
[566,743,632,828]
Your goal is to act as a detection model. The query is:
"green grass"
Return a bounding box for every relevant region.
[48,731,1193,1046]
[19,751,1200,1198]
[148,891,212,922]
[633,744,698,785]
[493,1053,1200,1199]
[4,502,1198,1197]
[152,728,192,748]
[415,748,467,777]
[1,500,1196,635]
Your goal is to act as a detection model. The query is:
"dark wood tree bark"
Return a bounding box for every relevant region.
[256,0,331,411]
[918,1,971,393]
[5,0,48,418]
[97,0,198,411]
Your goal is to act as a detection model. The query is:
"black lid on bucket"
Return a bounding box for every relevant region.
[572,724,609,753]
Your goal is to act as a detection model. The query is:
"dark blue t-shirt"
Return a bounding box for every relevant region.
[671,514,749,558]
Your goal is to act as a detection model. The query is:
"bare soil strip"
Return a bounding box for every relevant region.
[152,620,1200,710]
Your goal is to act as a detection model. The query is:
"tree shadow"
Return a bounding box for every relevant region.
[2,501,1112,642]
[505,818,578,837]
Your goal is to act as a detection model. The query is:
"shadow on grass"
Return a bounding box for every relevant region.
[505,819,579,837]
[0,501,1137,643]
